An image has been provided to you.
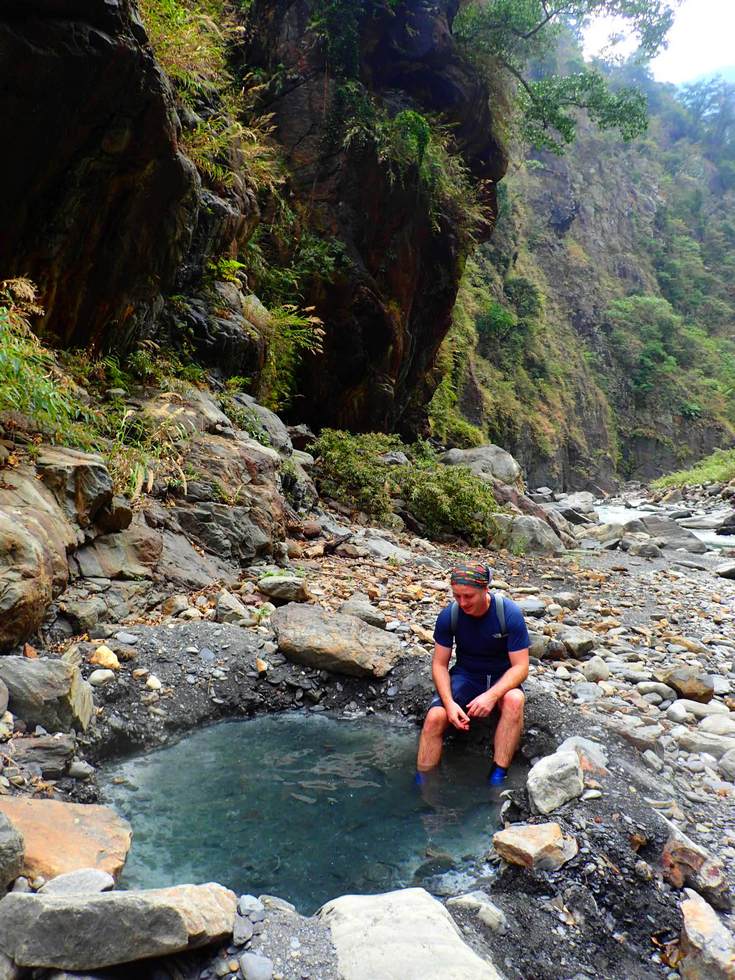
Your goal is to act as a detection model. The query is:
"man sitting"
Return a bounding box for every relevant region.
[416,562,530,785]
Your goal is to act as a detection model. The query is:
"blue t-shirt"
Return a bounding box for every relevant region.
[433,596,530,678]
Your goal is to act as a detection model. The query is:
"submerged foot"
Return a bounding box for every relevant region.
[488,764,508,786]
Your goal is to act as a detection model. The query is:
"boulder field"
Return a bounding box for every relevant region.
[1,401,735,976]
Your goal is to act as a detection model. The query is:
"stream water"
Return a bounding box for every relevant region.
[101,713,505,914]
[594,503,735,550]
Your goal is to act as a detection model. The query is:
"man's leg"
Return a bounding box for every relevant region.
[417,706,450,771]
[492,688,525,768]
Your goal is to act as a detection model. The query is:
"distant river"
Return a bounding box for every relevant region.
[593,504,735,551]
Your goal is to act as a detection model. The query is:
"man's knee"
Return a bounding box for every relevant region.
[423,706,449,735]
[499,688,525,720]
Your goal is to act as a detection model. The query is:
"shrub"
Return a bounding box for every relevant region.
[398,463,499,544]
[312,429,403,518]
[313,429,501,543]
[138,0,282,193]
[0,279,82,440]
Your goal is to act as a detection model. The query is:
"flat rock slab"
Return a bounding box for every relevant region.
[271,604,402,678]
[39,868,115,896]
[493,823,578,871]
[0,882,237,970]
[0,798,131,881]
[319,887,501,979]
[0,657,93,732]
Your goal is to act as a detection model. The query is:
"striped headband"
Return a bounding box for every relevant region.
[450,562,492,589]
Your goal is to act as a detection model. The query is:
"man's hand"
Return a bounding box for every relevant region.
[446,701,470,731]
[466,690,498,718]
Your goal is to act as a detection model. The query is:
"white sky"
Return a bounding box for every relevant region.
[584,0,735,84]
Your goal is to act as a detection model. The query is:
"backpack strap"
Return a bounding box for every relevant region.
[450,600,459,635]
[494,592,507,636]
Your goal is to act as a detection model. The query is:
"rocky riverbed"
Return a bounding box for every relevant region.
[2,388,735,978]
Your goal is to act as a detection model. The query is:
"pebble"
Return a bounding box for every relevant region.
[146,675,162,691]
[114,631,139,645]
[88,669,115,687]
[239,953,273,980]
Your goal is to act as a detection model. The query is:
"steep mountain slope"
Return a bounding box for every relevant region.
[437,67,735,488]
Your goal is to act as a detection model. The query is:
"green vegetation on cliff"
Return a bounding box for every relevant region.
[139,0,282,190]
[652,448,735,489]
[432,45,735,486]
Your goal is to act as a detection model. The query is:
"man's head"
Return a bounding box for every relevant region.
[450,562,492,617]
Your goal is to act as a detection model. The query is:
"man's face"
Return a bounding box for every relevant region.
[451,584,489,617]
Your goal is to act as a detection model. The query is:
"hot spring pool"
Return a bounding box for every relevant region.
[101,712,505,913]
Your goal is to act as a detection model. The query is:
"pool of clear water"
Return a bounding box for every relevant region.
[101,713,505,914]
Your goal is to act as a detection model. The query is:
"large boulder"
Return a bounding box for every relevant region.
[272,604,402,678]
[139,389,233,439]
[0,658,93,732]
[527,750,584,815]
[492,514,564,555]
[257,575,311,604]
[662,667,715,704]
[0,798,131,882]
[639,515,707,554]
[69,518,163,580]
[441,445,522,487]
[319,888,502,979]
[0,814,24,892]
[338,594,387,629]
[232,393,293,455]
[0,512,54,652]
[556,626,596,658]
[35,448,112,529]
[6,734,76,779]
[0,466,78,594]
[0,883,237,971]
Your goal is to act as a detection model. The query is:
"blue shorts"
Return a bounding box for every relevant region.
[429,667,500,711]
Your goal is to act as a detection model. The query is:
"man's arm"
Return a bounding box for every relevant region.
[466,649,529,718]
[432,643,470,731]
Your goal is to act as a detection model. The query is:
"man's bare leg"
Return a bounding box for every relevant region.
[417,706,450,771]
[492,689,525,768]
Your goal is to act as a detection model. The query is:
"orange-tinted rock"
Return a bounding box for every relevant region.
[679,888,735,979]
[493,823,578,871]
[663,829,731,911]
[0,797,131,881]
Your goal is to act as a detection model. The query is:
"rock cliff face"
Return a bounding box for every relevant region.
[0,0,199,349]
[1,0,507,437]
[230,0,507,433]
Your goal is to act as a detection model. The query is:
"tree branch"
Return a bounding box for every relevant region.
[498,57,538,105]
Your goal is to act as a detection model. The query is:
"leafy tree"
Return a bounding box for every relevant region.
[454,0,678,151]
